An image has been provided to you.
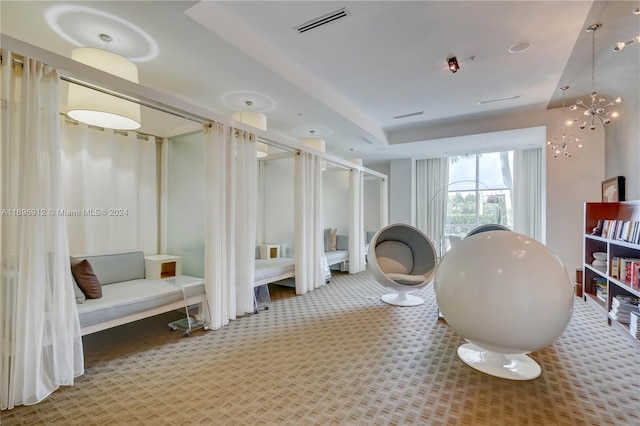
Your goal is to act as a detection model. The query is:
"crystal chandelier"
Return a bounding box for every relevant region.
[570,23,622,130]
[548,86,582,158]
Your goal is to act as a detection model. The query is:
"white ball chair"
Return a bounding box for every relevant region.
[368,224,437,306]
[434,230,574,380]
[465,223,510,238]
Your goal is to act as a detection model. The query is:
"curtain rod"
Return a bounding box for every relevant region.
[1,52,212,127]
[60,75,212,127]
[61,114,164,142]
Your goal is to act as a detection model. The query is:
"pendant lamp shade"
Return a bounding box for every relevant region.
[301,138,326,153]
[67,47,141,130]
[302,138,326,171]
[232,111,267,132]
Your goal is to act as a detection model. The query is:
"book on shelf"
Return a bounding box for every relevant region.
[608,257,640,282]
[621,258,640,282]
[598,219,640,244]
[610,256,619,278]
[629,310,640,339]
[616,221,628,241]
[593,276,607,302]
[632,263,640,288]
[601,220,610,238]
[610,295,639,323]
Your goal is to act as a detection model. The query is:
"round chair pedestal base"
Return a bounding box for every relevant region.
[457,343,541,380]
[381,293,424,306]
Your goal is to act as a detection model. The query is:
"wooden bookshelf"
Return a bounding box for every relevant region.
[583,201,640,351]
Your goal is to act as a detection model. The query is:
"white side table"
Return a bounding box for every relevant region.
[145,255,182,280]
[259,244,280,260]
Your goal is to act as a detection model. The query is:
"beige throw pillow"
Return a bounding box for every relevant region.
[330,228,337,251]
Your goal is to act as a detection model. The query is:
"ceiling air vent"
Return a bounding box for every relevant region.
[393,111,424,119]
[295,8,350,34]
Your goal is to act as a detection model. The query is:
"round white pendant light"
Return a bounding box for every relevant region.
[302,138,326,171]
[67,46,141,130]
[301,138,326,152]
[256,141,269,158]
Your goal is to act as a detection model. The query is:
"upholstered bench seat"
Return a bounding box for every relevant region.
[72,250,206,335]
[254,258,295,286]
[76,279,184,327]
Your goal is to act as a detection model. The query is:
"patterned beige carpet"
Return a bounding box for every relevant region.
[2,270,639,426]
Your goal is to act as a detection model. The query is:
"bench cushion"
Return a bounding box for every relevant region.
[255,258,295,282]
[76,279,191,327]
[75,251,145,285]
[326,250,348,266]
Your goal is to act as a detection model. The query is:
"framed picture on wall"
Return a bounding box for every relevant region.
[601,176,625,202]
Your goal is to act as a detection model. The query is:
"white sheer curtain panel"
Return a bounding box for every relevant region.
[348,167,366,273]
[294,151,325,294]
[231,129,257,315]
[1,52,83,410]
[513,148,544,242]
[61,121,157,255]
[204,124,257,329]
[416,158,449,256]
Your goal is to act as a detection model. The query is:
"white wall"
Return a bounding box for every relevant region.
[604,98,640,201]
[166,131,206,277]
[544,107,604,273]
[364,176,381,233]
[366,162,391,229]
[389,159,415,225]
[262,157,295,257]
[323,168,350,235]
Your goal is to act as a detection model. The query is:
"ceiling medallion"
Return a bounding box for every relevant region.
[44,4,158,62]
[220,90,276,113]
[292,125,332,138]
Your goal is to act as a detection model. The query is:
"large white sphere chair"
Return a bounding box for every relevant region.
[435,230,574,380]
[368,223,437,306]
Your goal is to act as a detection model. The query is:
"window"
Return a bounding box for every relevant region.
[445,152,513,237]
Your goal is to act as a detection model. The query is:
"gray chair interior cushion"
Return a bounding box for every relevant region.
[376,225,436,275]
[386,272,427,286]
[376,241,413,274]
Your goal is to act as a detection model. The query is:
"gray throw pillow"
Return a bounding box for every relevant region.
[324,228,331,252]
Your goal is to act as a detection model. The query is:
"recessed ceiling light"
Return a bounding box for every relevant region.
[508,42,530,53]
